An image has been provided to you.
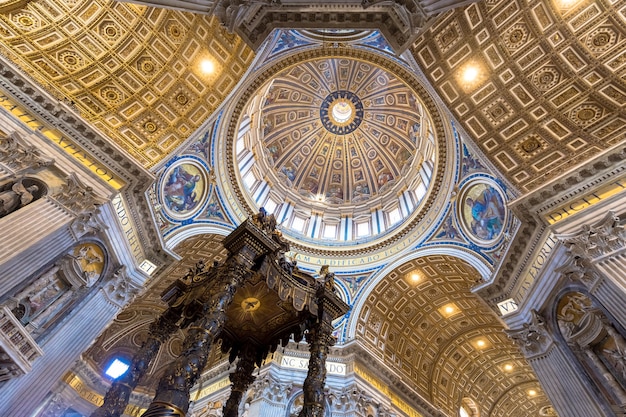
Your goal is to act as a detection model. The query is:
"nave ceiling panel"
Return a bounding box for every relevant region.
[411,0,626,193]
[0,0,254,167]
[355,255,553,416]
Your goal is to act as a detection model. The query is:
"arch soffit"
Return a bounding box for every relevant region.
[164,223,232,251]
[347,245,492,340]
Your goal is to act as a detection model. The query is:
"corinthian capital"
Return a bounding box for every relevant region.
[554,256,600,288]
[559,211,626,260]
[102,266,141,308]
[0,131,54,173]
[51,173,106,214]
[506,310,553,358]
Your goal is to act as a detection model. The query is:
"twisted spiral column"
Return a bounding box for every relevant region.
[92,308,181,417]
[222,344,258,417]
[299,317,335,417]
[141,259,248,417]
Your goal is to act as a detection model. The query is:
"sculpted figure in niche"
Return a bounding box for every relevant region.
[71,243,105,287]
[0,180,39,218]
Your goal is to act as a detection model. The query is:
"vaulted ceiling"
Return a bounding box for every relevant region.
[3,0,623,416]
[411,0,625,193]
[0,0,253,166]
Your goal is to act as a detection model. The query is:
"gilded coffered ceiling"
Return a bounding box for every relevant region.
[0,0,254,167]
[411,0,626,193]
[355,255,552,416]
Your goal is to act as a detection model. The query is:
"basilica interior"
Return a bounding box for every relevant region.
[0,0,625,416]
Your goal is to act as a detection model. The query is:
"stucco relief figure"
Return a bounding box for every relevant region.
[289,394,304,417]
[0,180,38,218]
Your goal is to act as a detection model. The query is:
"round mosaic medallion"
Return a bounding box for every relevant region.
[458,179,507,245]
[161,160,208,218]
[320,90,363,134]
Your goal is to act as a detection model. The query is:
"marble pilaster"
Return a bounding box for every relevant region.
[0,288,122,417]
[0,197,74,297]
[507,311,610,417]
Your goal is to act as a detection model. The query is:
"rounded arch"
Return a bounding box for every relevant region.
[347,245,491,339]
[165,223,233,250]
[83,232,231,392]
[460,397,479,417]
[285,390,331,417]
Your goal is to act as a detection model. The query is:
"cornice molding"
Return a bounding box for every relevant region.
[0,56,172,266]
[511,144,626,223]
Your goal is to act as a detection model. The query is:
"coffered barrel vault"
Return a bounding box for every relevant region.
[0,1,623,417]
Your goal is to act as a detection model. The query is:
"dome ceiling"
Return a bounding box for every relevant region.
[234,55,441,247]
[255,58,428,207]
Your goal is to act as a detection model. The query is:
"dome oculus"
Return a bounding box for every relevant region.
[320,90,363,134]
[331,99,353,123]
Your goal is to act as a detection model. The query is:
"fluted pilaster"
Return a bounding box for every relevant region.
[595,253,626,294]
[528,344,609,417]
[0,289,120,417]
[0,197,74,298]
[508,311,613,417]
[592,278,626,329]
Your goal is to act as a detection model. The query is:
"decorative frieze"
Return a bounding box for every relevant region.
[130,0,473,52]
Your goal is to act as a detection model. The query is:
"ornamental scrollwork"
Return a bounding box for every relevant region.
[506,310,552,358]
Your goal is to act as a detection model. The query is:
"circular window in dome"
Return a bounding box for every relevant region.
[331,100,353,123]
